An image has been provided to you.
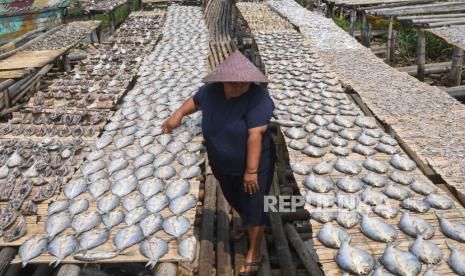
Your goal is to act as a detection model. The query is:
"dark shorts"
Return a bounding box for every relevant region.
[212,161,275,226]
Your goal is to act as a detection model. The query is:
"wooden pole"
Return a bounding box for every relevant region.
[390,26,397,63]
[326,3,334,18]
[257,238,272,276]
[0,248,17,275]
[198,174,217,276]
[386,16,394,63]
[56,264,80,276]
[2,89,11,109]
[109,11,116,33]
[284,223,324,276]
[361,12,370,47]
[268,172,297,276]
[449,46,464,86]
[63,53,71,72]
[31,264,55,276]
[349,9,357,37]
[97,26,104,44]
[232,210,247,276]
[216,186,233,276]
[153,263,177,276]
[3,263,21,276]
[417,27,426,81]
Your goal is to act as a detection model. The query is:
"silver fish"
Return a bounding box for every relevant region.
[6,150,21,167]
[361,188,387,205]
[140,136,155,147]
[125,146,144,159]
[46,212,72,240]
[311,207,337,223]
[113,169,133,181]
[19,235,48,267]
[140,237,168,268]
[273,119,303,127]
[438,216,465,242]
[308,135,330,147]
[146,194,170,213]
[306,190,336,207]
[352,143,376,156]
[363,158,388,174]
[304,122,318,133]
[357,134,378,146]
[178,152,201,167]
[291,162,312,175]
[381,243,421,276]
[339,129,361,140]
[327,122,344,132]
[336,176,364,193]
[166,179,190,200]
[69,198,89,217]
[48,234,77,267]
[380,136,398,146]
[446,241,465,275]
[336,193,359,210]
[363,128,383,138]
[153,153,176,167]
[139,178,163,199]
[157,134,172,146]
[400,198,430,213]
[48,200,70,216]
[89,178,111,199]
[115,136,135,149]
[3,214,26,242]
[337,211,360,228]
[64,178,87,199]
[399,211,435,239]
[313,160,333,174]
[426,194,453,209]
[375,143,400,155]
[112,174,137,197]
[284,127,306,139]
[331,147,351,156]
[355,116,377,129]
[302,145,326,157]
[361,214,397,242]
[79,229,109,251]
[72,211,101,235]
[134,153,156,169]
[333,115,354,128]
[372,263,396,276]
[335,159,361,175]
[88,170,108,183]
[122,192,145,212]
[109,150,127,161]
[373,204,400,219]
[389,171,415,185]
[163,215,191,238]
[363,173,388,187]
[169,194,197,215]
[0,165,8,179]
[288,140,305,152]
[390,155,416,171]
[331,136,349,147]
[304,174,333,193]
[409,235,443,264]
[179,166,201,179]
[154,165,177,179]
[314,128,334,139]
[97,194,120,213]
[107,158,129,175]
[335,238,375,275]
[186,142,204,153]
[311,115,328,126]
[179,236,197,262]
[81,160,105,176]
[136,165,155,180]
[102,210,125,229]
[114,225,144,252]
[384,183,412,200]
[140,214,164,237]
[410,181,437,195]
[73,250,118,261]
[125,207,149,226]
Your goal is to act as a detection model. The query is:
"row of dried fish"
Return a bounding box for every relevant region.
[236,3,293,32]
[18,6,208,267]
[81,0,128,12]
[10,110,109,127]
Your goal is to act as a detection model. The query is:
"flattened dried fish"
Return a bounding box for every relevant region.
[153,153,175,167]
[446,241,465,275]
[373,204,400,219]
[74,250,117,261]
[352,143,376,156]
[399,211,435,239]
[390,154,416,171]
[291,162,311,175]
[400,198,430,213]
[114,225,144,252]
[102,210,125,229]
[140,237,168,268]
[337,211,360,229]
[284,127,306,139]
[339,129,360,140]
[125,207,149,226]
[363,173,388,188]
[72,211,101,235]
[383,183,412,200]
[140,214,164,237]
[304,174,333,193]
[169,194,197,215]
[69,198,89,217]
[163,215,191,238]
[425,193,453,209]
[3,215,26,242]
[79,229,109,251]
[178,152,201,167]
[48,200,70,216]
[336,176,364,193]
[335,238,375,275]
[122,192,145,212]
[136,165,155,180]
[331,146,351,156]
[438,216,465,242]
[306,190,336,207]
[409,235,443,264]
[112,174,137,197]
[97,194,120,213]
[313,160,333,174]
[381,243,421,276]
[107,158,129,175]
[95,135,113,149]
[375,143,399,155]
[361,188,387,206]
[355,116,377,129]
[389,171,414,185]
[308,135,330,147]
[363,157,388,174]
[179,236,197,262]
[81,160,105,176]
[48,234,77,267]
[19,235,48,267]
[334,115,354,128]
[361,214,397,242]
[89,178,111,199]
[146,194,169,213]
[46,212,72,240]
[410,181,437,196]
[334,159,361,175]
[311,207,336,223]
[302,145,326,157]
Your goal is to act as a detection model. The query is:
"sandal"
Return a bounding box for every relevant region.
[238,255,263,276]
[230,227,247,241]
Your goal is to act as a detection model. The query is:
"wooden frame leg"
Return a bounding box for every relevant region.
[109,11,116,33]
[416,27,426,81]
[361,12,370,47]
[386,16,394,63]
[349,9,357,37]
[449,46,464,86]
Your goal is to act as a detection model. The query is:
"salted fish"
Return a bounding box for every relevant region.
[69,198,89,217]
[446,241,465,275]
[291,162,312,175]
[112,174,137,197]
[302,146,326,157]
[438,216,465,242]
[333,115,354,128]
[304,174,333,193]
[355,116,377,129]
[166,179,190,200]
[179,166,201,179]
[361,214,397,242]
[113,169,133,181]
[126,146,144,159]
[122,192,145,211]
[362,173,388,188]
[136,166,155,180]
[311,115,328,126]
[375,142,400,155]
[314,128,334,139]
[334,159,361,175]
[361,188,387,206]
[3,214,26,242]
[363,158,388,174]
[95,135,113,149]
[373,204,400,219]
[140,237,168,268]
[426,193,454,209]
[410,181,437,195]
[312,160,333,174]
[107,158,129,175]
[318,221,353,248]
[336,211,360,228]
[383,183,412,200]
[48,234,77,267]
[19,235,48,267]
[89,179,111,199]
[154,153,176,167]
[308,135,330,147]
[390,154,416,171]
[311,207,337,223]
[380,136,398,146]
[74,250,118,261]
[357,134,378,146]
[88,170,108,183]
[179,236,197,262]
[163,215,191,238]
[114,225,144,252]
[46,211,71,240]
[64,178,87,199]
[140,214,164,237]
[390,171,415,185]
[306,190,336,207]
[331,147,351,156]
[339,129,360,140]
[331,136,349,147]
[381,243,421,276]
[336,193,359,210]
[284,127,306,139]
[400,198,430,213]
[79,229,109,251]
[169,194,197,215]
[47,200,70,216]
[335,238,375,275]
[97,194,120,213]
[154,165,177,180]
[146,194,170,213]
[140,178,163,199]
[409,235,443,264]
[140,136,154,147]
[399,211,435,239]
[115,135,135,149]
[336,176,364,193]
[109,150,127,161]
[72,211,101,235]
[178,152,201,167]
[102,210,125,229]
[352,143,376,156]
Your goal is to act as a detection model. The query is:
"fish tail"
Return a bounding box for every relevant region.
[445,239,455,250]
[149,258,159,269]
[21,260,28,268]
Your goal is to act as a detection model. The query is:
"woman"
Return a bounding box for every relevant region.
[162,51,275,275]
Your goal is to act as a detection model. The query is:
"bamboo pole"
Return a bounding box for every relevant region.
[56,264,80,276]
[449,47,464,86]
[361,12,370,47]
[0,248,17,275]
[232,210,247,276]
[386,16,394,63]
[257,238,272,276]
[3,263,21,276]
[417,27,426,81]
[349,9,357,37]
[216,186,233,276]
[198,174,217,276]
[31,264,55,276]
[153,263,177,276]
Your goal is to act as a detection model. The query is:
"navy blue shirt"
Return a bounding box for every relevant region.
[193,83,275,176]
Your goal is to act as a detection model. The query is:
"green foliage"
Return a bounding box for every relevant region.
[333,16,350,32]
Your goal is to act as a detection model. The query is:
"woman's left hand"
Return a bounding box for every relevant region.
[244,172,259,194]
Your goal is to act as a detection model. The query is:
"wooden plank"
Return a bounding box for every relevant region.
[396,61,452,76]
[449,47,464,86]
[198,174,217,276]
[426,26,465,52]
[0,50,65,71]
[216,185,233,276]
[0,70,29,79]
[368,2,465,17]
[439,85,465,99]
[0,248,17,275]
[232,210,247,276]
[349,9,357,37]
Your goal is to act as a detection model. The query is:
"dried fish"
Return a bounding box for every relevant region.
[336,211,359,228]
[163,215,191,238]
[389,171,414,185]
[146,194,170,213]
[140,237,168,268]
[425,194,453,209]
[79,229,109,251]
[400,198,430,213]
[390,155,416,171]
[179,166,201,179]
[360,214,397,242]
[304,174,333,193]
[331,136,348,147]
[362,173,388,188]
[361,188,387,206]
[352,143,376,156]
[409,235,443,264]
[102,210,125,229]
[381,243,421,276]
[334,159,361,175]
[69,198,89,217]
[112,174,137,197]
[125,207,149,226]
[446,241,465,275]
[410,181,437,196]
[438,216,465,242]
[311,207,336,223]
[97,194,120,213]
[19,235,48,267]
[179,236,197,262]
[331,146,351,156]
[312,160,333,174]
[48,234,77,267]
[363,157,388,174]
[46,212,72,240]
[383,183,412,200]
[74,250,117,261]
[355,116,377,129]
[305,190,336,207]
[107,158,129,175]
[72,211,101,235]
[375,143,400,155]
[308,135,330,147]
[89,178,111,199]
[114,225,144,252]
[399,211,435,239]
[169,194,197,215]
[140,214,164,237]
[122,192,145,212]
[284,127,306,139]
[335,238,375,275]
[302,145,326,157]
[3,215,26,242]
[339,129,360,140]
[336,176,364,193]
[291,162,312,175]
[373,204,400,219]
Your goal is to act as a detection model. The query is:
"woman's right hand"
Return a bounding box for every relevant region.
[162,113,182,134]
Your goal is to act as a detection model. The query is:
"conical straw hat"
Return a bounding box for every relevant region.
[202,51,270,83]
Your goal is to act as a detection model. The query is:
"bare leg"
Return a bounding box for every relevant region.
[240,225,264,273]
